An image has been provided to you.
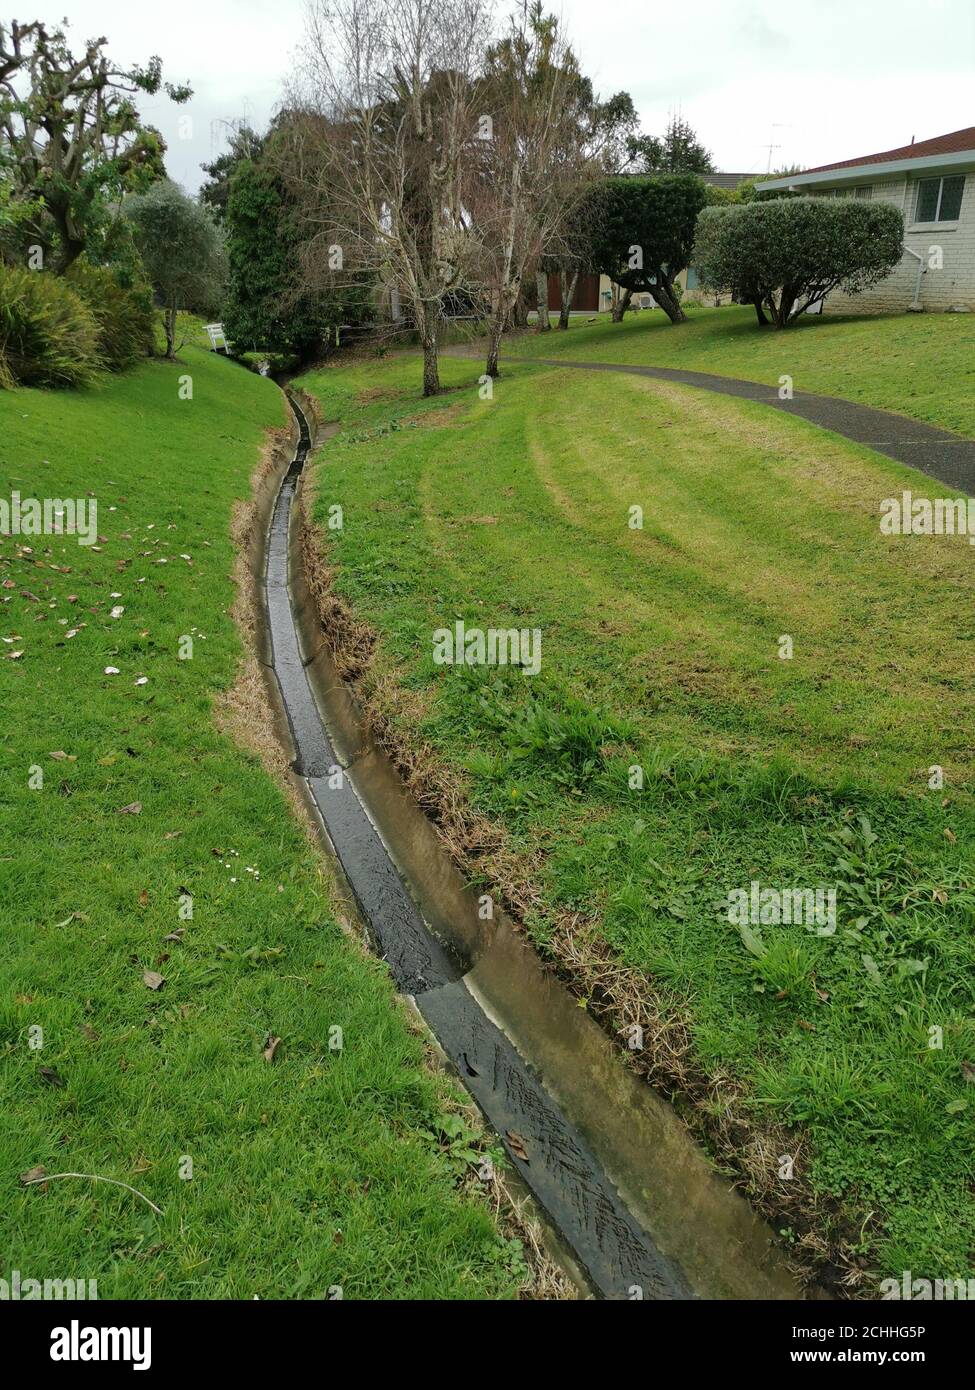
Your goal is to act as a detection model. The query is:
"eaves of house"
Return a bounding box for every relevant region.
[755,126,975,191]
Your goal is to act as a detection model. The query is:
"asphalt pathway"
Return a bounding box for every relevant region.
[502,354,975,496]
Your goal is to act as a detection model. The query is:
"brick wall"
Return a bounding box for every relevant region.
[825,172,975,314]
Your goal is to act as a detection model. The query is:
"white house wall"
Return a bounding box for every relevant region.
[825,171,975,313]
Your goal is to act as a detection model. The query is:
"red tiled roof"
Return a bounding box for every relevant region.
[805,126,975,173]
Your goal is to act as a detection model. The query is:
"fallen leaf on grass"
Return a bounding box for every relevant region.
[53,912,83,928]
[142,970,165,991]
[263,1035,282,1063]
[944,828,957,844]
[20,1165,47,1188]
[506,1130,530,1162]
[48,750,76,761]
[117,802,142,815]
[962,1061,975,1085]
[39,1067,65,1087]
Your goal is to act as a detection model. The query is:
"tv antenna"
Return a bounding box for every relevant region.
[764,123,792,174]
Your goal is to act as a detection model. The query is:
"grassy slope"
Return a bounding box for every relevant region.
[297,346,975,1284]
[507,304,975,438]
[0,348,523,1300]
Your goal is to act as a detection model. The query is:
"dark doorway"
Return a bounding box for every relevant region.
[547,272,601,313]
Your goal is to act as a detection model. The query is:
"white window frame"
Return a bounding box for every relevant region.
[813,186,872,199]
[914,175,964,224]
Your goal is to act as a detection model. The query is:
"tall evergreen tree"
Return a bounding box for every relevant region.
[626,114,714,175]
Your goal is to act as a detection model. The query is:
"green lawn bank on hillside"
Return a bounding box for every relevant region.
[514,304,975,438]
[295,342,975,1288]
[0,347,524,1299]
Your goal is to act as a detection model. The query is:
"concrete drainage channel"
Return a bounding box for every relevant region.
[255,387,808,1301]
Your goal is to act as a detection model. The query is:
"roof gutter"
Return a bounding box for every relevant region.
[757,147,975,192]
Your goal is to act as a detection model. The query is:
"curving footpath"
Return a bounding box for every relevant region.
[501,354,975,495]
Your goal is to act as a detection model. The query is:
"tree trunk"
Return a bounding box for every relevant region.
[751,297,769,326]
[164,303,177,360]
[535,271,551,332]
[420,304,441,395]
[611,287,632,323]
[52,238,85,275]
[49,200,85,274]
[653,272,686,325]
[770,288,794,329]
[486,314,504,378]
[512,289,529,331]
[558,269,579,330]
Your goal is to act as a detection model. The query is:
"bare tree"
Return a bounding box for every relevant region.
[286,0,490,397]
[548,89,635,329]
[469,5,635,373]
[467,5,583,372]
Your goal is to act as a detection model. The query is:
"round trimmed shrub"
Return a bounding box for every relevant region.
[692,197,904,327]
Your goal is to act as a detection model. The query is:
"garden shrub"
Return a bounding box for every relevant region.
[692,197,904,327]
[0,265,101,388]
[67,259,156,371]
[589,174,708,323]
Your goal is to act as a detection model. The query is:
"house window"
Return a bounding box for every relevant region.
[814,186,872,199]
[915,175,965,222]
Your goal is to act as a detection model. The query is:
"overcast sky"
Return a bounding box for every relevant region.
[46,0,975,190]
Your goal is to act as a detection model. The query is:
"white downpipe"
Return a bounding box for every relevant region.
[902,243,926,310]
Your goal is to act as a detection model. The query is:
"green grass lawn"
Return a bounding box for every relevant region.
[508,304,975,437]
[296,344,975,1288]
[0,347,526,1299]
